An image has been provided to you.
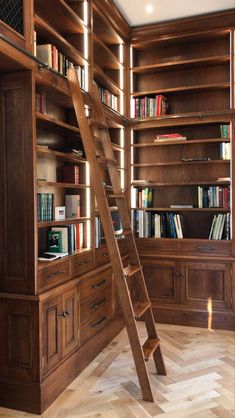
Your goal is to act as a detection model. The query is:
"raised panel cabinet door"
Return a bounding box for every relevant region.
[142,259,181,304]
[181,262,232,310]
[42,295,63,375]
[62,287,79,357]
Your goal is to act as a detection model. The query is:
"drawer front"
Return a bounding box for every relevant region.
[38,260,70,290]
[80,305,112,345]
[71,251,94,277]
[135,238,178,254]
[80,285,112,323]
[95,246,110,266]
[80,270,112,301]
[179,241,232,257]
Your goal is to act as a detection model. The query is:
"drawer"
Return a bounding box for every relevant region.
[80,285,112,323]
[95,246,110,266]
[38,260,70,290]
[80,304,113,345]
[80,269,112,301]
[179,240,232,257]
[135,238,178,254]
[71,251,94,277]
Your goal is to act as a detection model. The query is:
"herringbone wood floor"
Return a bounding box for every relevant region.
[0,323,234,418]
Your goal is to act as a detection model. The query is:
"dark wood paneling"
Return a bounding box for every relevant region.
[63,287,79,357]
[0,72,35,294]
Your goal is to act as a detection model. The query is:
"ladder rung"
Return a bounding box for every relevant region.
[90,119,107,129]
[122,229,133,236]
[133,301,151,320]
[98,157,118,166]
[142,338,161,361]
[108,194,125,199]
[124,264,142,278]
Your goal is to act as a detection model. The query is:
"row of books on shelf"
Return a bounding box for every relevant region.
[131,210,231,240]
[131,187,153,208]
[131,211,183,238]
[198,186,230,208]
[37,193,80,222]
[98,85,118,112]
[95,212,122,247]
[132,95,168,118]
[209,213,230,240]
[35,40,86,88]
[37,162,81,185]
[46,223,84,256]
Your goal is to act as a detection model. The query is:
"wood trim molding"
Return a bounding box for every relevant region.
[92,0,130,40]
[131,9,235,44]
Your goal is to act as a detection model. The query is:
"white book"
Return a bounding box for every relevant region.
[209,215,217,239]
[154,214,161,238]
[176,214,183,238]
[218,214,226,240]
[212,214,222,240]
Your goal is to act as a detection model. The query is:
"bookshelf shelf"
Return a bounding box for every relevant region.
[93,64,122,96]
[36,111,80,135]
[131,55,230,74]
[132,82,230,98]
[37,181,88,189]
[93,34,123,70]
[36,146,87,163]
[38,217,91,228]
[132,138,230,147]
[131,181,230,187]
[131,207,230,212]
[132,160,230,167]
[34,14,87,67]
[35,0,88,35]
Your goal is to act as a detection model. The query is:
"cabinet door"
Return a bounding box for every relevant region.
[142,259,181,304]
[42,295,63,374]
[181,262,232,310]
[63,287,79,357]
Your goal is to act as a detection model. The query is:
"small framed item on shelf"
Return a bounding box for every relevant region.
[55,206,66,220]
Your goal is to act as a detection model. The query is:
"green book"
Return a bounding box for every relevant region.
[47,230,62,252]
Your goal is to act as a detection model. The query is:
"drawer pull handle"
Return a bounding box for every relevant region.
[91,298,106,310]
[196,246,214,252]
[78,260,90,266]
[48,269,66,279]
[91,316,107,328]
[91,279,107,289]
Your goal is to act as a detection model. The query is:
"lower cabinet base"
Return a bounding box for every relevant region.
[0,314,124,415]
[152,305,235,331]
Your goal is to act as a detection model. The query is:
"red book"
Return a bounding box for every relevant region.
[63,166,79,184]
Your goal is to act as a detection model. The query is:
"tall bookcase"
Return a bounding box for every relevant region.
[130,21,235,329]
[0,2,235,415]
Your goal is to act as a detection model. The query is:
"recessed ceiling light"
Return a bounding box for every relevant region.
[146,4,154,14]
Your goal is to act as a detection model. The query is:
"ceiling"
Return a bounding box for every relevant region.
[113,0,235,26]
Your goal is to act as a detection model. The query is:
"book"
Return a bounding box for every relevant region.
[47,231,62,252]
[63,166,79,184]
[51,227,69,253]
[37,44,53,67]
[65,195,80,218]
[154,136,187,142]
[38,253,62,262]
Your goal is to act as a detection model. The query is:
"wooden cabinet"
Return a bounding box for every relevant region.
[142,259,181,304]
[181,261,232,310]
[41,285,79,375]
[141,255,233,327]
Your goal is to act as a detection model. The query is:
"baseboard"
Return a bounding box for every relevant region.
[152,305,235,331]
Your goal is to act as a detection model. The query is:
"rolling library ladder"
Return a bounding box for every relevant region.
[68,69,166,402]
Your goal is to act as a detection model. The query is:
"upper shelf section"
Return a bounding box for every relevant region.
[34,0,88,35]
